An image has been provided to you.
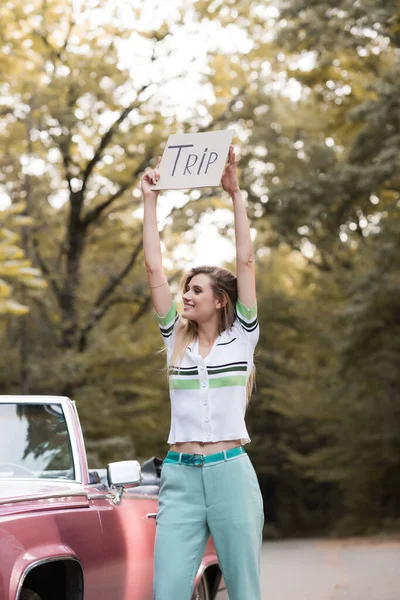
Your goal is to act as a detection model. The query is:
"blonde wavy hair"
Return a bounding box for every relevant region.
[169,266,255,407]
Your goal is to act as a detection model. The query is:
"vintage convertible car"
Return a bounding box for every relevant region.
[0,395,226,600]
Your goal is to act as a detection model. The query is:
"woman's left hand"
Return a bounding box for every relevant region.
[221,145,240,195]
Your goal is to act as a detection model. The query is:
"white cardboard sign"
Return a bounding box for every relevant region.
[151,129,234,190]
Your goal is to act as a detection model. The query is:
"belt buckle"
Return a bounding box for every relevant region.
[192,453,205,467]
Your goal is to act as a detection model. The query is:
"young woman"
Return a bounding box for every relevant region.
[141,145,264,600]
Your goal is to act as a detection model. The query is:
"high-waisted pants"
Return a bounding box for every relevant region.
[153,447,264,600]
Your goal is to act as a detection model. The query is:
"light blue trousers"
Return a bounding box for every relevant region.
[154,449,264,600]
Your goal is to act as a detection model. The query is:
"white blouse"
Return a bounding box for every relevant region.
[156,299,259,446]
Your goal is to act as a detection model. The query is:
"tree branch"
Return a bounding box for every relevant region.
[81,182,132,229]
[77,294,140,352]
[77,238,144,350]
[31,235,61,299]
[55,234,68,273]
[34,29,62,62]
[77,267,180,352]
[81,148,155,228]
[80,84,150,195]
[62,15,75,54]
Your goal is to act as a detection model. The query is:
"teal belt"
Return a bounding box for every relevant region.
[163,445,246,467]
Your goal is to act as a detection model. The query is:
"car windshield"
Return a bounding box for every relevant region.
[0,403,75,480]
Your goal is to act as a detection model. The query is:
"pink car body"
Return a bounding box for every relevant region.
[0,396,226,600]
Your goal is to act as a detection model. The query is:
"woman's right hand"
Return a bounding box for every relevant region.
[141,156,162,201]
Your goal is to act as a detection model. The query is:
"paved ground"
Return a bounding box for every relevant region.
[260,536,400,600]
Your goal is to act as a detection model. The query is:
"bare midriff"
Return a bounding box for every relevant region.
[169,439,243,455]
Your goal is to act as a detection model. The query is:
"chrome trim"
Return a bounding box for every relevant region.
[16,555,83,600]
[61,399,83,483]
[112,486,123,506]
[0,490,89,506]
[197,559,216,579]
[71,400,90,484]
[106,483,157,505]
[87,493,114,501]
[123,492,159,499]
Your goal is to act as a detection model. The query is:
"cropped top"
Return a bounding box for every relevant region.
[156,298,259,446]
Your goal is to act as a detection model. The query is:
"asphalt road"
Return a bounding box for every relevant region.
[260,536,400,600]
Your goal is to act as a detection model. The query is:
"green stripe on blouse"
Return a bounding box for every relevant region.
[169,378,201,390]
[209,375,247,388]
[156,301,177,326]
[236,298,257,321]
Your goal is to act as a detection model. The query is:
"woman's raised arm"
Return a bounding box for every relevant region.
[141,157,173,316]
[221,145,256,309]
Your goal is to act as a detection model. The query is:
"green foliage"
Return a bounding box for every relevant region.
[0,202,46,315]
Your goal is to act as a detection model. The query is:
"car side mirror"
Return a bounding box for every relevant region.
[107,460,141,489]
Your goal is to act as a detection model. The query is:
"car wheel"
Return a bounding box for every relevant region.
[191,573,210,600]
[19,589,42,600]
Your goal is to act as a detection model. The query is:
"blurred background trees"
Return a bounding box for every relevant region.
[1,0,399,537]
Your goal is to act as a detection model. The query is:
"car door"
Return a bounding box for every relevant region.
[88,484,158,600]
